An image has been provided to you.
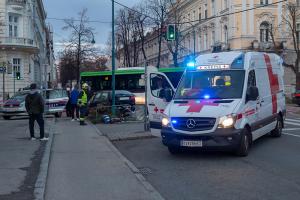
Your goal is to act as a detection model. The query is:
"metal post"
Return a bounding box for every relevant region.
[13,67,15,95]
[144,60,149,131]
[2,69,5,101]
[193,26,196,59]
[111,0,116,116]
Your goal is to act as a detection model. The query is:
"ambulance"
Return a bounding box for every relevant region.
[147,51,285,156]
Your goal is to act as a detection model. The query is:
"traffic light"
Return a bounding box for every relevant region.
[16,72,20,80]
[167,24,176,41]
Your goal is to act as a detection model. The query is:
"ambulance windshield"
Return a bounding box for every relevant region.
[174,70,245,100]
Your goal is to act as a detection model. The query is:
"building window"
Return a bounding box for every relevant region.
[211,0,216,16]
[13,58,21,78]
[205,4,208,19]
[211,30,215,45]
[193,10,196,21]
[224,0,228,9]
[260,22,270,42]
[8,15,19,37]
[204,32,207,50]
[198,33,202,52]
[260,0,268,5]
[199,7,201,20]
[224,25,228,43]
[297,0,300,6]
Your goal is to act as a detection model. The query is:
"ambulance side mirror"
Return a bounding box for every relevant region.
[164,88,173,102]
[246,86,259,102]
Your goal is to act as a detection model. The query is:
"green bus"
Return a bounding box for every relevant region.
[80,67,185,104]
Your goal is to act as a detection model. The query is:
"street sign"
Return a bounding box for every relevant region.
[0,67,6,73]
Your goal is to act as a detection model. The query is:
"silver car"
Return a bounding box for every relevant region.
[0,89,69,120]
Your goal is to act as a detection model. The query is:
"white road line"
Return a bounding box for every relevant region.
[283,133,300,138]
[285,121,300,126]
[283,128,300,131]
[286,118,300,123]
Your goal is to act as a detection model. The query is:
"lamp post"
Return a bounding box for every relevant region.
[111,0,116,116]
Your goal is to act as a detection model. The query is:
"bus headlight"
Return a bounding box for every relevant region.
[218,115,236,128]
[162,115,170,127]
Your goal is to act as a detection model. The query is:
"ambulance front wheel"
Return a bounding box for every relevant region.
[270,116,283,138]
[235,129,251,157]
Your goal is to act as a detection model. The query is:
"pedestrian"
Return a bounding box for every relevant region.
[78,83,89,126]
[65,87,72,117]
[25,83,48,141]
[70,84,80,121]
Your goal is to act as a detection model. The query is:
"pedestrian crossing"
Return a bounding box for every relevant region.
[285,118,300,127]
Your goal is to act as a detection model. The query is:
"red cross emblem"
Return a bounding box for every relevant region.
[154,107,159,113]
[179,100,219,113]
[264,54,279,114]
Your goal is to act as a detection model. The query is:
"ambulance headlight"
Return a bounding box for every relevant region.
[218,115,236,128]
[162,115,170,127]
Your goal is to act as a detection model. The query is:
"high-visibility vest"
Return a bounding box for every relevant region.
[78,90,88,106]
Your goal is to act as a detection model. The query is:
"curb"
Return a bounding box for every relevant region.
[34,117,55,200]
[90,122,165,200]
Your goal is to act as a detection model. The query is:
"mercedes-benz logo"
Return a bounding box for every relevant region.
[186,119,196,129]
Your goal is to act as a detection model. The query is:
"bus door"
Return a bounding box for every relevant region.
[147,66,175,134]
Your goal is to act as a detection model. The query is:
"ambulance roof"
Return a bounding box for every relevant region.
[195,51,244,68]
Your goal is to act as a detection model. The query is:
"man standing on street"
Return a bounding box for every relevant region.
[70,84,80,121]
[25,83,48,141]
[78,83,89,126]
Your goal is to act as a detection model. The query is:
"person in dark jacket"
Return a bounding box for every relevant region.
[70,84,80,121]
[25,83,48,141]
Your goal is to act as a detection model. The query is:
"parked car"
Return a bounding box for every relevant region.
[292,90,300,106]
[88,90,136,116]
[0,89,69,120]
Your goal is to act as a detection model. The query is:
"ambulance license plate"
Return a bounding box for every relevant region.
[119,97,129,100]
[181,140,203,147]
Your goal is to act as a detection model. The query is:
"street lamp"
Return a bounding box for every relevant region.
[111,0,116,117]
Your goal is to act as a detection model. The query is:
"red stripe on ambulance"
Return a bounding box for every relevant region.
[264,54,279,114]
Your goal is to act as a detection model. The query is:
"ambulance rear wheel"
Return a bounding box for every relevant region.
[270,116,283,138]
[235,129,250,157]
[168,146,180,154]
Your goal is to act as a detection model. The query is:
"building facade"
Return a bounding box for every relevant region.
[0,0,55,100]
[116,0,298,94]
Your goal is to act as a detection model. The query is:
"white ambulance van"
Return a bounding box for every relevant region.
[147,51,285,156]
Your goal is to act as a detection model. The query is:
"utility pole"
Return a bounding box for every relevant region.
[13,67,15,95]
[144,60,149,131]
[111,0,116,116]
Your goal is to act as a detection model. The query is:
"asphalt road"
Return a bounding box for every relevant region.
[114,115,300,200]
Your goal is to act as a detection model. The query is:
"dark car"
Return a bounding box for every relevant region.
[88,90,136,115]
[292,90,300,106]
[0,89,69,120]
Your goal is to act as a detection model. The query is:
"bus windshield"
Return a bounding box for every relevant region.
[174,70,245,100]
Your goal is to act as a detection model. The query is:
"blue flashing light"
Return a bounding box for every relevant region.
[171,120,178,124]
[196,100,201,104]
[204,94,210,99]
[187,61,195,68]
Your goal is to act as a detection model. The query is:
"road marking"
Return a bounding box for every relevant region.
[285,121,300,126]
[283,133,300,138]
[286,118,300,123]
[283,128,300,131]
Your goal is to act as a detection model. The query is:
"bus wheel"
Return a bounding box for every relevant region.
[168,146,180,154]
[235,129,250,157]
[270,116,283,138]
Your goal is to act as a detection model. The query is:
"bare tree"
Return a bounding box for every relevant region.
[282,2,300,89]
[59,49,77,87]
[62,8,96,83]
[148,0,169,68]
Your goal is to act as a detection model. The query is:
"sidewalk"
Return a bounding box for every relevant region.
[45,118,163,200]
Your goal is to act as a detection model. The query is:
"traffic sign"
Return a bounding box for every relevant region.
[0,67,6,73]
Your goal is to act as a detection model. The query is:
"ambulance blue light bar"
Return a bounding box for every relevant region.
[196,65,230,70]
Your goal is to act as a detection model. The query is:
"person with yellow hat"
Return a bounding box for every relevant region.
[77,83,89,125]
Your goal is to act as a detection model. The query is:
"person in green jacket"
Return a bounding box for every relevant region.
[78,83,89,125]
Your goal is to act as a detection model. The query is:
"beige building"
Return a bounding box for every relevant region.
[0,0,56,100]
[116,0,298,93]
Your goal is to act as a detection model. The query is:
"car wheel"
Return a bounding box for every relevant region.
[235,129,250,157]
[3,116,11,120]
[168,146,180,154]
[55,112,62,118]
[270,116,283,138]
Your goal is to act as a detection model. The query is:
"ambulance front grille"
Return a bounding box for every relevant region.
[171,117,216,132]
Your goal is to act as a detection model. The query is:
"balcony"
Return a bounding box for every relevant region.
[7,0,26,5]
[0,37,38,53]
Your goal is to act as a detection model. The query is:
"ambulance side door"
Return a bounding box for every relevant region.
[147,68,175,133]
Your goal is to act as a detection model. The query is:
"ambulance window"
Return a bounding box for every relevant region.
[150,74,172,99]
[247,70,256,87]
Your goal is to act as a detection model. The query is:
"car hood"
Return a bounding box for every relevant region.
[166,99,241,118]
[4,99,23,106]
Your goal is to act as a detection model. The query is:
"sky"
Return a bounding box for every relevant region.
[43,0,141,56]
